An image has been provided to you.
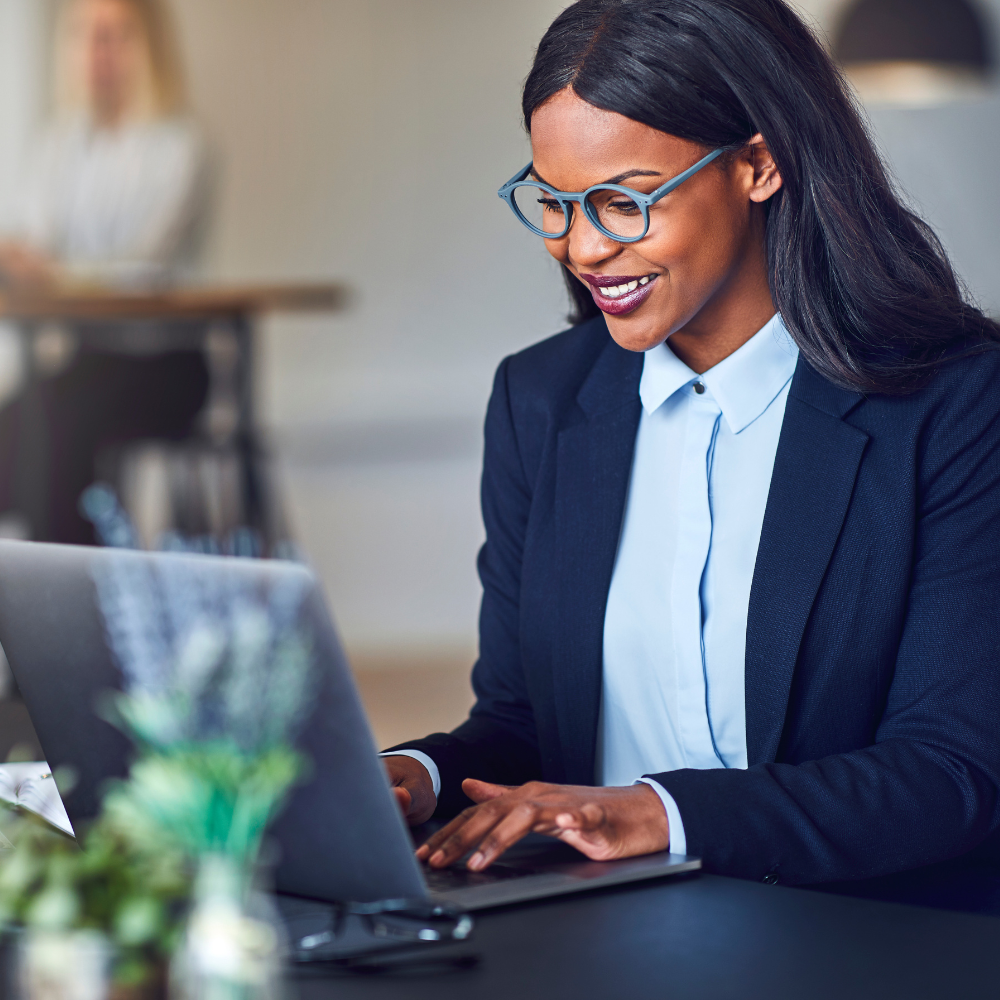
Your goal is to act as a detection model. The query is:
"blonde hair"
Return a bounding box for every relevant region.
[54,0,187,119]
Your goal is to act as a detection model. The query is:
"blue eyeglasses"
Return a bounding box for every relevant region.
[498,148,725,243]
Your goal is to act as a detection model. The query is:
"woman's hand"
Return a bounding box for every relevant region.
[383,755,438,826]
[415,779,669,871]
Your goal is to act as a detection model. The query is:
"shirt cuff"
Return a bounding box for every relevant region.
[379,750,441,800]
[635,777,687,856]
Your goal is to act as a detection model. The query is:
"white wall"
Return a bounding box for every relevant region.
[168,0,570,656]
[0,0,48,231]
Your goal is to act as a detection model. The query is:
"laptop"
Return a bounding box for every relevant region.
[0,540,699,911]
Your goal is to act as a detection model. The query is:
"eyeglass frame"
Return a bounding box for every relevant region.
[292,897,475,963]
[497,147,726,244]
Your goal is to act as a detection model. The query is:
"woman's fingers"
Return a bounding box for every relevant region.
[392,785,412,813]
[415,779,514,861]
[466,802,543,870]
[415,810,469,860]
[426,799,521,868]
[415,782,666,869]
[424,801,608,871]
[417,801,505,864]
[462,778,512,803]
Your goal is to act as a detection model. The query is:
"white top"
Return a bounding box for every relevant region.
[599,314,798,852]
[18,115,208,285]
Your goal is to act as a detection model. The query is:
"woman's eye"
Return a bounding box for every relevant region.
[537,197,562,213]
[606,198,640,215]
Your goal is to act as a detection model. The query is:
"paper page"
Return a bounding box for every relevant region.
[0,762,75,837]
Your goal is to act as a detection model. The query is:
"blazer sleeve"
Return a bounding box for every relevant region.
[384,356,542,817]
[652,367,1000,885]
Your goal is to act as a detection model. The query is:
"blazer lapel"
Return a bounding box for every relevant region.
[745,361,869,765]
[553,338,642,784]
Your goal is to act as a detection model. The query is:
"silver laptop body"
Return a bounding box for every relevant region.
[0,540,699,910]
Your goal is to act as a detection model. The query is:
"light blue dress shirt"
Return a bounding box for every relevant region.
[599,314,798,853]
[388,315,799,856]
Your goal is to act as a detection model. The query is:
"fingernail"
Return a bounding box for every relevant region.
[468,852,485,870]
[429,850,445,866]
[556,813,573,826]
[415,846,428,858]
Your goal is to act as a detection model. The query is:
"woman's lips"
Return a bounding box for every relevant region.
[581,273,658,316]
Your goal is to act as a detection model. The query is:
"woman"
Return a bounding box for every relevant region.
[383,0,1000,892]
[4,0,206,285]
[0,0,209,545]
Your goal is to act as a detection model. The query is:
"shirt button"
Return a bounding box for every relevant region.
[693,381,705,394]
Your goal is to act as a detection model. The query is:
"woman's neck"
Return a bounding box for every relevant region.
[89,89,134,129]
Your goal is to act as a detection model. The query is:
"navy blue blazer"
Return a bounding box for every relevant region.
[391,314,1000,886]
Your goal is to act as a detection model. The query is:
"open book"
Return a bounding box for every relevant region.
[0,762,74,837]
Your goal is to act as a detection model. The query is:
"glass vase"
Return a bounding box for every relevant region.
[18,928,112,1000]
[169,854,282,1000]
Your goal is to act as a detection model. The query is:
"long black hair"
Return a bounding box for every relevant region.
[522,0,999,394]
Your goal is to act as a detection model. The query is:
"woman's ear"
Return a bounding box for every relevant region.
[746,133,783,203]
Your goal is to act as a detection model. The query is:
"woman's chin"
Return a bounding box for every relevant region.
[604,316,671,354]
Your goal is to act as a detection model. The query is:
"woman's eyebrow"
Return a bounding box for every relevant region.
[529,167,663,188]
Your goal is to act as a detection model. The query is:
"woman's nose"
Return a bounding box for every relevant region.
[564,204,623,269]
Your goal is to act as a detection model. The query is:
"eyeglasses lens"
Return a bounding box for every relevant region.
[584,187,646,240]
[511,184,569,236]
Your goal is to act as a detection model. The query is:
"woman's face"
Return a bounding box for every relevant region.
[70,0,147,122]
[529,88,780,358]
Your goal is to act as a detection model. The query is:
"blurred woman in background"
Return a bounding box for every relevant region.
[0,0,210,545]
[2,0,207,285]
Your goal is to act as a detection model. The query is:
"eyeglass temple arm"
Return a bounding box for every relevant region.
[647,148,726,202]
[499,162,536,195]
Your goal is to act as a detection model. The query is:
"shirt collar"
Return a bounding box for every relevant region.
[638,314,799,433]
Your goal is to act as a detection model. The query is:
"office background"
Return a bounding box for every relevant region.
[0,0,996,746]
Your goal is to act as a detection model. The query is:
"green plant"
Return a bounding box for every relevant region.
[0,810,190,989]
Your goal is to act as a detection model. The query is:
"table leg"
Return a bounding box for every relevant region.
[230,312,287,552]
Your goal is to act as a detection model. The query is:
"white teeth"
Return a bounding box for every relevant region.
[599,278,653,297]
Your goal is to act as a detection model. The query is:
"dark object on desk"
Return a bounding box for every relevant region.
[0,539,698,912]
[281,894,477,972]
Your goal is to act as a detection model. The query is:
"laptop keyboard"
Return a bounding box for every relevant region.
[422,861,536,892]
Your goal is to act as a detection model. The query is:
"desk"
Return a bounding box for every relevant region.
[0,282,345,544]
[293,873,1000,1000]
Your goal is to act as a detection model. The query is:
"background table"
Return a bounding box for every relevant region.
[0,282,346,546]
[293,872,1000,1000]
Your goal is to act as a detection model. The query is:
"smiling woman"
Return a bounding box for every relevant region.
[379,0,1000,899]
